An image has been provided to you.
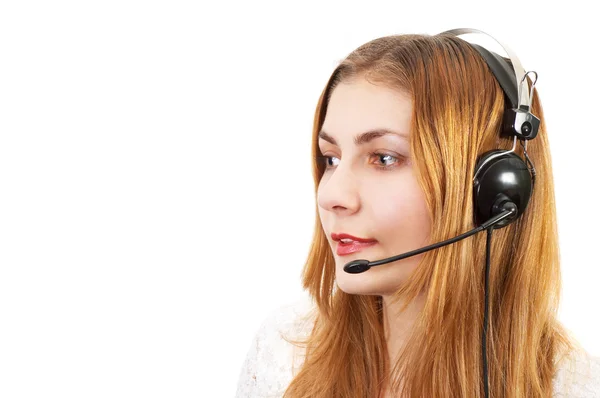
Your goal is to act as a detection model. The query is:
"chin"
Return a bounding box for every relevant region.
[335,261,403,296]
[335,265,383,295]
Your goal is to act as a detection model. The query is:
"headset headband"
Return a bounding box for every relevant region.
[439,28,532,110]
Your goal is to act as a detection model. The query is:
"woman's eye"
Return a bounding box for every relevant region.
[373,153,397,167]
[325,156,340,167]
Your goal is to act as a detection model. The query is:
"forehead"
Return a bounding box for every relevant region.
[321,78,412,137]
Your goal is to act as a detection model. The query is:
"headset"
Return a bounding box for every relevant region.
[342,28,541,398]
[446,29,539,229]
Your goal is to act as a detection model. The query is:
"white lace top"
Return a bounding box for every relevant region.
[235,296,600,397]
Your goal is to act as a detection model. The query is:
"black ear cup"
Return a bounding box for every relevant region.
[473,150,533,229]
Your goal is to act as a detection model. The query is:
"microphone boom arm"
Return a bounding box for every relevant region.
[343,208,517,274]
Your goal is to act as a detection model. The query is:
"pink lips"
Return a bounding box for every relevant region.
[335,240,378,256]
[331,233,378,256]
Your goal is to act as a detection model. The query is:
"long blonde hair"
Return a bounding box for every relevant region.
[283,33,579,397]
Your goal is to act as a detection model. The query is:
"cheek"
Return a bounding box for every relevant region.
[370,177,430,237]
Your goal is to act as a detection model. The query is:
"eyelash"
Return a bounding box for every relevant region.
[315,151,403,171]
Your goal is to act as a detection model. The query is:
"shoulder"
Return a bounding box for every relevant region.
[553,348,600,397]
[260,295,317,341]
[235,295,317,398]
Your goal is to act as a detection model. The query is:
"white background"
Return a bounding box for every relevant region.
[0,0,598,397]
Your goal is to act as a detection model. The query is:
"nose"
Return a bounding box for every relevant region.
[317,165,361,215]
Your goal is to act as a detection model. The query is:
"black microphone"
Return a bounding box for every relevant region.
[343,204,517,274]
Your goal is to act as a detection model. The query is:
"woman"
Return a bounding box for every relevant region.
[235,30,600,397]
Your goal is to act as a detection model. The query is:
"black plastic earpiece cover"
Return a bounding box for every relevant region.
[473,151,532,228]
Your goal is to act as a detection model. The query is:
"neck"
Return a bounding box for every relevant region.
[381,291,426,365]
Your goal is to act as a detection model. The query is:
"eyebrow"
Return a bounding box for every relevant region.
[318,128,408,146]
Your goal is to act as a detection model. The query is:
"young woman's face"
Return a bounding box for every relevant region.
[317,76,431,296]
